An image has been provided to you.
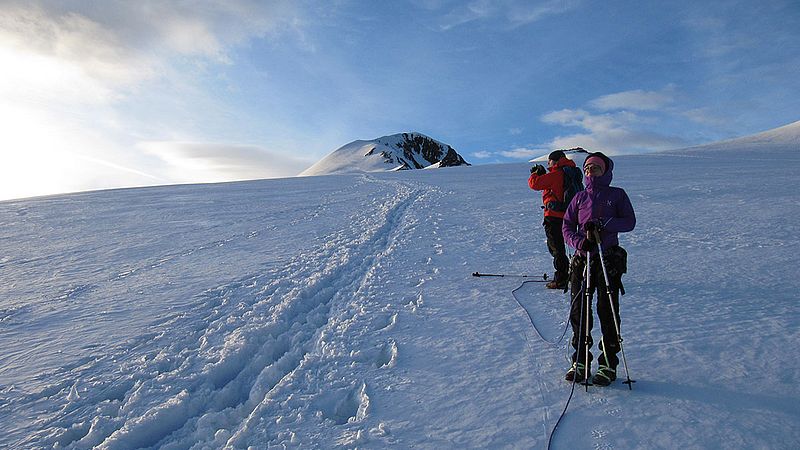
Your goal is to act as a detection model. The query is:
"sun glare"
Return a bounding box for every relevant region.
[0,45,127,201]
[0,103,85,200]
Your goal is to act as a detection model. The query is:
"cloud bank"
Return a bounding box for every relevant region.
[471,87,695,161]
[0,0,309,200]
[140,142,314,183]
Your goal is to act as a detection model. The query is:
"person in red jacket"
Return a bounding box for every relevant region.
[528,150,577,289]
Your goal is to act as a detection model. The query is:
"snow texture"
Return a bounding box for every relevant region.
[300,132,469,176]
[1,122,799,449]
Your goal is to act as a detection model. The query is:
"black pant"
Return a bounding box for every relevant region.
[569,253,622,369]
[543,216,569,283]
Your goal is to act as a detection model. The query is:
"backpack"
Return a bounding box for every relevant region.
[546,165,584,212]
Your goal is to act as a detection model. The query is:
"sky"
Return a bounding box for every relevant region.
[1,0,798,201]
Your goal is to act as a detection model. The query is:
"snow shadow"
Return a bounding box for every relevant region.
[636,381,800,418]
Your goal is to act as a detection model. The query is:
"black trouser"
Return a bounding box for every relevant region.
[543,216,569,283]
[569,253,622,369]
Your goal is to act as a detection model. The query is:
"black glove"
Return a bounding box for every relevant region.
[580,238,594,251]
[585,219,603,234]
[530,164,546,175]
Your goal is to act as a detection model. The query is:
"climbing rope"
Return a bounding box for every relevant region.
[509,278,584,450]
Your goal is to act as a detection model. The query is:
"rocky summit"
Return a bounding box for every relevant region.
[300,132,470,176]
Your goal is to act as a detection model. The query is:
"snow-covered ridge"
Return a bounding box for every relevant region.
[526,120,800,162]
[300,132,470,176]
[672,119,800,153]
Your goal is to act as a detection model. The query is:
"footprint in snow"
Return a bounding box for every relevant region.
[374,312,398,332]
[406,293,424,312]
[316,383,370,425]
[375,340,398,368]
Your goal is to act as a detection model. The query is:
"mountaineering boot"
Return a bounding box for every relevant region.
[565,362,589,383]
[591,365,617,386]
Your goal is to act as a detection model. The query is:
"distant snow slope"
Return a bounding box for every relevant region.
[528,120,800,162]
[1,122,799,449]
[300,132,469,176]
[677,119,800,152]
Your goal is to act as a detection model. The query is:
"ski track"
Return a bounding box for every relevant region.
[10,176,438,449]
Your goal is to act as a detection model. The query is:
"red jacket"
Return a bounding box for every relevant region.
[528,158,577,219]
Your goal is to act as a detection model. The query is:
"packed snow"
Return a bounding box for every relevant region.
[1,125,799,449]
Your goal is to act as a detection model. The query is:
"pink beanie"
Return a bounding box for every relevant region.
[584,156,606,174]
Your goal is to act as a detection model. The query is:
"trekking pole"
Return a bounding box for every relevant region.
[472,272,548,280]
[594,230,635,390]
[582,252,593,390]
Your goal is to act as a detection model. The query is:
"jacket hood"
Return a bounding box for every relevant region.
[584,152,614,190]
[557,157,577,169]
[548,157,577,172]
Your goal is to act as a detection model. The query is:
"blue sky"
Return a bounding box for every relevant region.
[1,0,798,200]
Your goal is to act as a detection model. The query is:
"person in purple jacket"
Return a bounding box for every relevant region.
[562,152,636,386]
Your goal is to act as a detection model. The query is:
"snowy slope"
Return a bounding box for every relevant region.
[530,120,800,162]
[677,119,800,152]
[1,127,800,449]
[300,132,469,176]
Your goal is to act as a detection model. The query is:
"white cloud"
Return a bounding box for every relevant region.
[439,1,495,30]
[589,88,674,111]
[0,5,152,104]
[0,0,308,199]
[540,108,687,154]
[542,108,640,134]
[0,1,303,93]
[470,146,548,160]
[471,151,494,159]
[446,84,693,164]
[499,147,546,159]
[125,1,303,61]
[438,0,581,30]
[505,0,584,27]
[140,141,313,182]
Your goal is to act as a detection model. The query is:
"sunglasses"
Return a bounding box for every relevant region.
[584,163,603,172]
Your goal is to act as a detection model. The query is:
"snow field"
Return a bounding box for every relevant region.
[2,174,450,448]
[1,142,799,448]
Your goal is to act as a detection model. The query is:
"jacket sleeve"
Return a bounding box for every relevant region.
[528,171,558,191]
[603,189,636,233]
[562,194,585,250]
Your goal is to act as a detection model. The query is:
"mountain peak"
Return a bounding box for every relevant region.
[300,132,470,176]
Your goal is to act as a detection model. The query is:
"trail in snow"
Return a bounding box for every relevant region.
[2,175,442,448]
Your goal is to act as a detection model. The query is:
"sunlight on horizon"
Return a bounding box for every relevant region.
[0,44,101,201]
[0,102,97,201]
[0,44,161,201]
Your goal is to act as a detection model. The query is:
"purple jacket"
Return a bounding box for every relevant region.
[562,157,635,255]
